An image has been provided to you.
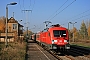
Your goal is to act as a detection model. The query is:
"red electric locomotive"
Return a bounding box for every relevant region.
[36,24,70,50]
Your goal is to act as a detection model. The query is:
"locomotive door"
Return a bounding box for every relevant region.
[42,32,46,43]
[46,32,51,44]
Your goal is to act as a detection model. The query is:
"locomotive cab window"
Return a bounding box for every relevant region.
[53,30,66,37]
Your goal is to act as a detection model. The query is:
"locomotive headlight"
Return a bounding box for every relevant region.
[64,40,67,42]
[52,40,57,44]
[54,40,57,42]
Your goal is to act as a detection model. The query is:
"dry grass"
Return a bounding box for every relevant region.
[70,40,90,48]
[0,42,26,60]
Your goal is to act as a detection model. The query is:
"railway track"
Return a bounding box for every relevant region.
[40,44,90,60]
[40,44,73,60]
[70,45,90,60]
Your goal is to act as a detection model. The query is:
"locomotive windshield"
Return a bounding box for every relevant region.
[53,30,66,37]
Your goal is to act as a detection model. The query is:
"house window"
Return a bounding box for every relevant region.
[13,24,17,29]
[19,27,23,30]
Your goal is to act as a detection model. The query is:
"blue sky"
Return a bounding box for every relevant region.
[0,0,90,33]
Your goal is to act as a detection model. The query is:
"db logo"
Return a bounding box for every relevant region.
[59,40,62,42]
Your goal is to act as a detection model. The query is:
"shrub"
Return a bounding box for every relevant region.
[0,42,26,60]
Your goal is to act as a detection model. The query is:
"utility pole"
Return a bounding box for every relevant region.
[22,10,32,39]
[69,22,77,42]
[5,2,17,48]
[68,22,72,43]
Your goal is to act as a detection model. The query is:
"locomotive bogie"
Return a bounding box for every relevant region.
[65,44,70,49]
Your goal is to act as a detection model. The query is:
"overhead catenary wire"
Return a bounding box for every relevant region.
[29,0,32,10]
[67,9,90,20]
[23,0,25,10]
[19,0,23,14]
[18,0,35,31]
[30,0,36,26]
[61,14,90,27]
[61,9,90,26]
[28,0,32,29]
[47,0,69,20]
[72,14,90,21]
[19,0,25,25]
[32,0,36,12]
[49,0,76,20]
[19,0,22,11]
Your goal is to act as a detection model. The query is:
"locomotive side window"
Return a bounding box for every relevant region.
[53,30,66,37]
